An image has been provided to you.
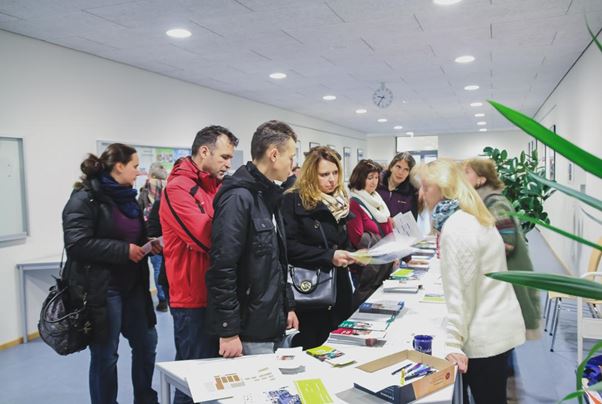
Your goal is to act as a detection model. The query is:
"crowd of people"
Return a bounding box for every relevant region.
[62,120,537,404]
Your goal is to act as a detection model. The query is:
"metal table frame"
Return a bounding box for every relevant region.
[16,257,61,343]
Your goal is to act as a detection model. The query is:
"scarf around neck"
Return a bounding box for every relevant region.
[432,199,460,232]
[320,190,349,223]
[350,189,391,223]
[99,172,141,218]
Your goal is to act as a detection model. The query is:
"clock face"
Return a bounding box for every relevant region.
[372,87,393,108]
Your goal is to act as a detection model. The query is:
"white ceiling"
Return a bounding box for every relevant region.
[1,0,601,135]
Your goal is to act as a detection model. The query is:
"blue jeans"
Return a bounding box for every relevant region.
[89,287,158,404]
[171,308,218,404]
[149,255,166,302]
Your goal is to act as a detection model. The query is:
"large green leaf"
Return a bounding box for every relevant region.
[587,20,602,53]
[485,272,602,300]
[489,101,602,178]
[511,212,602,251]
[528,172,602,211]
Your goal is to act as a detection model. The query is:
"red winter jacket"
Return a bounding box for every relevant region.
[347,198,393,248]
[159,157,219,308]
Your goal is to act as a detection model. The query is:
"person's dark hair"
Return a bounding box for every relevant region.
[387,152,416,174]
[80,143,137,181]
[349,159,383,190]
[191,125,239,156]
[251,120,298,160]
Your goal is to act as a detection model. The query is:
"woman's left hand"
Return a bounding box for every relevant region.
[150,238,162,255]
[446,353,468,373]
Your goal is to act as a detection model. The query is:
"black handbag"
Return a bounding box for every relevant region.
[38,253,92,355]
[289,220,337,310]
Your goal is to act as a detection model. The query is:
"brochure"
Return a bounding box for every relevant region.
[382,279,422,293]
[420,293,446,304]
[294,379,333,404]
[305,345,356,367]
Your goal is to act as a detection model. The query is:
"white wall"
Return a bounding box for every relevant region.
[366,130,526,164]
[0,30,365,345]
[533,40,602,275]
[437,130,527,160]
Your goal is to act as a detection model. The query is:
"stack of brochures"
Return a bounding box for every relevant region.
[382,279,422,293]
[359,299,405,315]
[305,345,356,367]
[390,268,416,280]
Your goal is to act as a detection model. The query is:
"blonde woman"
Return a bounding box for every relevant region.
[418,159,525,404]
[281,146,356,349]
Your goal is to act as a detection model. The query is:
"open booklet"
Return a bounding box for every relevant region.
[350,212,426,265]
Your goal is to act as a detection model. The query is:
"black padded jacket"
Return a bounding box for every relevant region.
[62,178,156,343]
[206,162,295,342]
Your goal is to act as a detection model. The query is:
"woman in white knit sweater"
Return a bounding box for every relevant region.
[418,159,525,404]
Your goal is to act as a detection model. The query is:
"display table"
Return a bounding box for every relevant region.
[156,259,462,403]
[16,255,62,343]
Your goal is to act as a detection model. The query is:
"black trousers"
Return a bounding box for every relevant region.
[463,349,513,404]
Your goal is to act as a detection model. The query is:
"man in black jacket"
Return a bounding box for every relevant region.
[206,120,299,357]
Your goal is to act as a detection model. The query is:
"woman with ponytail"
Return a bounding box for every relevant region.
[62,143,161,404]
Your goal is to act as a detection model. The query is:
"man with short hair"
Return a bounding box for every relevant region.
[207,120,299,357]
[160,125,238,404]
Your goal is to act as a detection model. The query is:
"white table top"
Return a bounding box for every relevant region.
[156,258,456,403]
[16,254,63,269]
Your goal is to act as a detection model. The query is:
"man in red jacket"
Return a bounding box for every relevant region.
[160,125,238,404]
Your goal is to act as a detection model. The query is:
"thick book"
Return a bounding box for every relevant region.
[382,279,422,293]
[305,345,356,367]
[359,300,405,315]
[329,328,387,346]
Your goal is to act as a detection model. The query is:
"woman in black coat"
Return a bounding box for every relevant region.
[281,146,356,350]
[62,143,161,404]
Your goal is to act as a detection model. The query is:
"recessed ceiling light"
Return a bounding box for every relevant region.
[434,0,462,5]
[477,121,487,126]
[474,113,485,117]
[377,118,388,123]
[393,125,403,130]
[405,131,414,136]
[322,95,336,101]
[269,72,287,79]
[166,28,191,38]
[355,108,367,114]
[470,102,483,107]
[464,85,479,91]
[402,100,408,104]
[479,128,488,132]
[455,55,475,64]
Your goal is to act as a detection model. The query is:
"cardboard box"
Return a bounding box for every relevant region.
[353,350,455,403]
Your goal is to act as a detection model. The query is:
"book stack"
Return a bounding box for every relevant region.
[382,279,422,293]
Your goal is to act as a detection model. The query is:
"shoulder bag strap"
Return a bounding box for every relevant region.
[351,196,385,237]
[164,187,210,253]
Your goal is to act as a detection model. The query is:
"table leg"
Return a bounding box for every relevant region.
[19,268,28,344]
[160,372,171,404]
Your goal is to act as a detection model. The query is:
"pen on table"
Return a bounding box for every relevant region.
[391,362,413,375]
[406,364,429,377]
[405,369,436,382]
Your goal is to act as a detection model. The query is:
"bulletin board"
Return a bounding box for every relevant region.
[0,136,28,242]
[97,140,244,190]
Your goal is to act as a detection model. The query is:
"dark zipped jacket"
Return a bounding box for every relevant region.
[206,162,295,342]
[376,171,418,219]
[62,178,156,343]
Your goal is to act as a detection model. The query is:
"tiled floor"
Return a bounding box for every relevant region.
[0,229,589,403]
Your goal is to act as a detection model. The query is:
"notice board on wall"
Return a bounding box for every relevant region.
[0,136,28,242]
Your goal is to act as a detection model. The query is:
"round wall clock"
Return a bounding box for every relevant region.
[372,83,393,108]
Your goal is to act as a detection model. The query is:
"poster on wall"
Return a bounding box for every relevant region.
[545,125,556,181]
[97,140,191,191]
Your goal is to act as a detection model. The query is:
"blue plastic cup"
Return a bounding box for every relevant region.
[413,335,433,355]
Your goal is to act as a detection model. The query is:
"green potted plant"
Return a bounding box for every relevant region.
[482,146,554,234]
[483,23,602,403]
